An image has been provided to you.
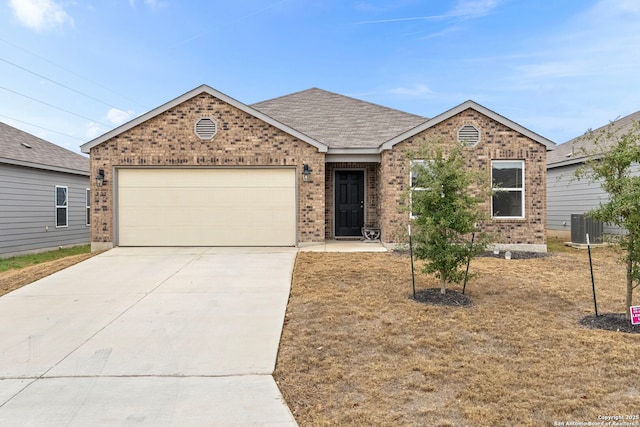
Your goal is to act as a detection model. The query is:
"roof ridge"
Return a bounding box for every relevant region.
[253,87,428,120]
[251,88,320,106]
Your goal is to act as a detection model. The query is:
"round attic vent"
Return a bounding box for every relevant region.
[457,124,480,146]
[195,117,218,140]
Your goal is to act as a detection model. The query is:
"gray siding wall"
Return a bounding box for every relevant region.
[547,163,640,235]
[0,163,89,257]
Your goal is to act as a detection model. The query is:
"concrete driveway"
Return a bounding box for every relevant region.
[0,247,298,426]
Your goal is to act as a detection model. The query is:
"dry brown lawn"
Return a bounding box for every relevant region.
[275,244,640,426]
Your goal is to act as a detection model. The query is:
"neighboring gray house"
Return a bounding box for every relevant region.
[0,122,90,257]
[547,110,640,240]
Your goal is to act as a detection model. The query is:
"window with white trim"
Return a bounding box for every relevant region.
[55,186,68,227]
[491,160,524,218]
[86,188,90,226]
[410,159,429,218]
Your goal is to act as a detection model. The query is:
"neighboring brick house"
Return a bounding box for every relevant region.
[81,85,554,252]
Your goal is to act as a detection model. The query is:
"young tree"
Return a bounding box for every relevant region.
[576,121,640,319]
[407,141,490,294]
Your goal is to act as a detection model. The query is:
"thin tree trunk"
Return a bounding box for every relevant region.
[440,272,446,295]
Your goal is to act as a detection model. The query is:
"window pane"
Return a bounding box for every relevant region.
[493,191,522,217]
[56,207,67,227]
[410,160,426,187]
[56,187,67,206]
[86,189,90,226]
[492,162,522,188]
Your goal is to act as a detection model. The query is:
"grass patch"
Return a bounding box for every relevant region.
[275,247,640,426]
[546,236,573,253]
[0,245,90,273]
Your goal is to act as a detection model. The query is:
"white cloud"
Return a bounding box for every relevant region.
[389,84,433,96]
[449,0,500,19]
[129,0,166,9]
[9,0,74,31]
[512,0,640,84]
[86,122,106,140]
[106,108,135,125]
[353,0,501,24]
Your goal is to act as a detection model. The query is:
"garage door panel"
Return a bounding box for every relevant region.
[119,188,293,207]
[118,169,296,246]
[119,206,295,228]
[119,169,294,188]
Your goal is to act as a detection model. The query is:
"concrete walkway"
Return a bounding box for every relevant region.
[0,247,298,426]
[299,240,387,252]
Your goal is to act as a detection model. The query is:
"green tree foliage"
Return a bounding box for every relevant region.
[407,141,491,294]
[576,121,640,319]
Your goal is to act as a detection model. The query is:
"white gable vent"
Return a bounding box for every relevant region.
[195,117,218,140]
[458,124,480,146]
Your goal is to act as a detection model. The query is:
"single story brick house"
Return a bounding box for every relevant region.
[1,121,89,257]
[81,85,554,252]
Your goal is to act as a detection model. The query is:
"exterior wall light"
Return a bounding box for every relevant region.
[96,169,105,187]
[302,164,312,182]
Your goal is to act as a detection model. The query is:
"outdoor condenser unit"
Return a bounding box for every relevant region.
[571,214,603,244]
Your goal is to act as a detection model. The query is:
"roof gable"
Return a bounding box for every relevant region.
[81,85,328,154]
[381,100,555,151]
[252,88,427,149]
[0,121,88,175]
[547,109,640,168]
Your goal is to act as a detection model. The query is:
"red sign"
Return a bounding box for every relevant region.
[631,306,640,325]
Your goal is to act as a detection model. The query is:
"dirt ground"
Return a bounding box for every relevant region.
[2,245,638,426]
[275,247,640,426]
[0,253,95,297]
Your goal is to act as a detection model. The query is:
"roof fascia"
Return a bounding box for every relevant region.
[327,147,380,155]
[0,157,90,176]
[326,154,381,163]
[81,85,328,154]
[547,156,589,169]
[380,100,556,151]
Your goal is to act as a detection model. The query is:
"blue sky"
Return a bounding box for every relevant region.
[1,0,639,154]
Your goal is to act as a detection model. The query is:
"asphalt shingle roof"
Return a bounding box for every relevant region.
[252,88,428,148]
[0,121,89,174]
[547,110,640,167]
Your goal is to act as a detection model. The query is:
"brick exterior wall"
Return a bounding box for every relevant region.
[324,162,378,239]
[378,108,547,248]
[88,93,325,247]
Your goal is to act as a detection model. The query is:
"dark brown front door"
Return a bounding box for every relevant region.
[335,171,364,237]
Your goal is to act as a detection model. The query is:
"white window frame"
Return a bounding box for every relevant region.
[410,160,428,219]
[491,160,525,219]
[86,188,90,226]
[55,185,68,228]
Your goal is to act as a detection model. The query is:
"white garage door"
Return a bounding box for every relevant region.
[117,168,296,246]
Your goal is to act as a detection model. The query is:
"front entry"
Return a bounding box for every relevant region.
[335,170,365,237]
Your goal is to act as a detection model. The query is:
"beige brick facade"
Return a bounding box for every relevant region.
[378,108,547,248]
[88,93,325,247]
[85,88,548,251]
